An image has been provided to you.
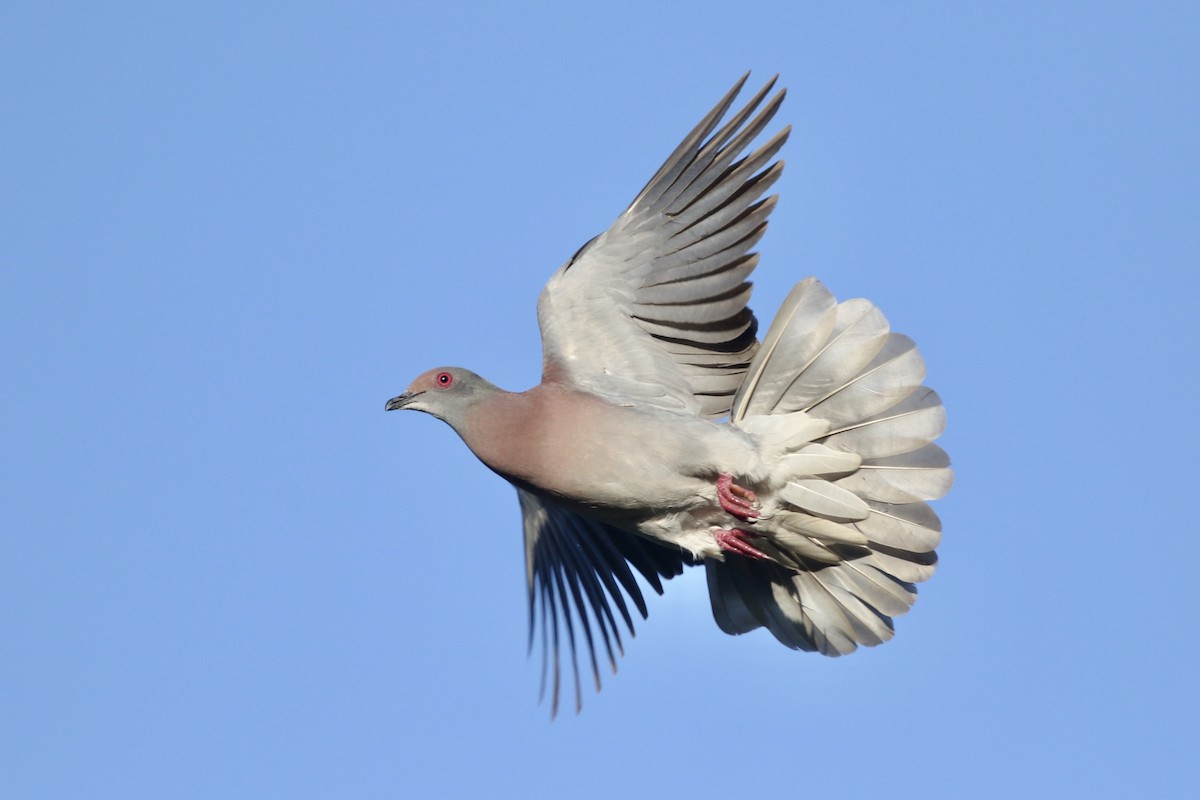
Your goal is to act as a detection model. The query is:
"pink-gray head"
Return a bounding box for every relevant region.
[385,366,500,428]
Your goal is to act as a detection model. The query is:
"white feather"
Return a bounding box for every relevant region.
[856,501,943,551]
[780,479,871,521]
[774,298,891,415]
[805,334,927,426]
[731,278,838,421]
[823,388,946,459]
[778,444,862,478]
[774,509,870,546]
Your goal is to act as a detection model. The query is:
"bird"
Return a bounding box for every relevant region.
[386,74,950,716]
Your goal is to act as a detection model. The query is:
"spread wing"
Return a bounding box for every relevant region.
[537,74,790,418]
[516,489,689,717]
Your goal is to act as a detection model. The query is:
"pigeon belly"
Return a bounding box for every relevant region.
[463,385,761,546]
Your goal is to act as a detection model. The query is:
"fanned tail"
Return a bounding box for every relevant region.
[710,278,950,655]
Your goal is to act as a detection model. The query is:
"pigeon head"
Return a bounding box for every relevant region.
[385,366,499,427]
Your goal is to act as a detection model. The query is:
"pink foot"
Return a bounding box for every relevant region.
[714,528,770,560]
[716,472,759,521]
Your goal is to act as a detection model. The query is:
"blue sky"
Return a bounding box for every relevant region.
[3,2,1198,798]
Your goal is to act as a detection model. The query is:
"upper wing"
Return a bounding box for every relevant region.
[516,489,689,717]
[537,74,790,418]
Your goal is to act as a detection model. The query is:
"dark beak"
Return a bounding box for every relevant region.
[385,391,420,411]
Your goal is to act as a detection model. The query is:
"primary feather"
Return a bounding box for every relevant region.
[537,73,789,419]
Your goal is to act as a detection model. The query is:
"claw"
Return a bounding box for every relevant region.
[716,472,759,521]
[714,528,770,560]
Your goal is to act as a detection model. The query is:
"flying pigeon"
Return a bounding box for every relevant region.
[386,74,951,715]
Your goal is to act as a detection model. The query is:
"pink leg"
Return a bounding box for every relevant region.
[714,528,770,560]
[716,472,759,521]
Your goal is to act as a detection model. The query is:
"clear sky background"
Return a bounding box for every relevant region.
[4,2,1198,798]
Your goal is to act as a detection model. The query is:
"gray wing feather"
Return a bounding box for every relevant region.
[539,75,789,417]
[517,489,687,716]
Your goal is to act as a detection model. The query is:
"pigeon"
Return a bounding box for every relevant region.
[386,74,950,715]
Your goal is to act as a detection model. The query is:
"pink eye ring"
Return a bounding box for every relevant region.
[435,371,454,388]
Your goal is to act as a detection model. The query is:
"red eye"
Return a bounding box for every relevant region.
[435,371,454,388]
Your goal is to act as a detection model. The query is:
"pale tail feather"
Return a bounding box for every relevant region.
[708,278,950,654]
